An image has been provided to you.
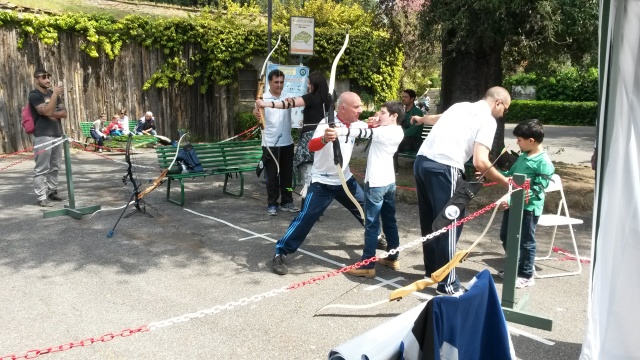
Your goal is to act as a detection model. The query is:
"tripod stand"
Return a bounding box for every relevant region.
[107,134,154,238]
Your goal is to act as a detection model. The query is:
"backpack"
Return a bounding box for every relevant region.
[169,144,204,174]
[21,103,35,134]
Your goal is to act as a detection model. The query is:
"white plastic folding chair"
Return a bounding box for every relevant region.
[534,174,584,278]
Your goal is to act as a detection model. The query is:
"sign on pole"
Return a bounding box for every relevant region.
[289,17,315,56]
[266,64,310,129]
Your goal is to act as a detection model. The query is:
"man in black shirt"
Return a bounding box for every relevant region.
[28,68,67,207]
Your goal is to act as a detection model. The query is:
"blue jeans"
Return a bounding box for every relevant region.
[500,209,539,279]
[275,177,364,255]
[360,183,400,268]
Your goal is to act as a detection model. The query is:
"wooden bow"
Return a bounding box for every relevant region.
[137,132,188,200]
[327,30,364,220]
[256,35,282,130]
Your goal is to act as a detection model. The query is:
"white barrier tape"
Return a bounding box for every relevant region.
[33,136,65,148]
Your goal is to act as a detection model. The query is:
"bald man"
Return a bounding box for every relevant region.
[271,92,368,275]
[411,86,511,295]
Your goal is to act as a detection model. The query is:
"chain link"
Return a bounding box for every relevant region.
[0,326,149,360]
[0,138,66,172]
[147,286,288,331]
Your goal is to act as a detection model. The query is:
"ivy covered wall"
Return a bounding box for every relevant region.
[0,3,403,152]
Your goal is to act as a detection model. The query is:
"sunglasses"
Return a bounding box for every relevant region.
[37,74,52,80]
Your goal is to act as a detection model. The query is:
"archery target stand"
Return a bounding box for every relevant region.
[43,135,101,219]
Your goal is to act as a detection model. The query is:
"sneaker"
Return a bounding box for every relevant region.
[497,270,504,279]
[267,205,278,216]
[272,254,288,275]
[378,258,400,270]
[346,267,376,278]
[436,288,465,297]
[98,148,103,153]
[515,277,535,289]
[47,191,64,201]
[37,199,53,207]
[279,203,300,212]
[377,234,388,250]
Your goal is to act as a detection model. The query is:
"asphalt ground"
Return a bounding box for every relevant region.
[0,128,594,359]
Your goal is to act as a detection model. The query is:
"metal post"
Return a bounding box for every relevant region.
[43,134,101,219]
[500,173,553,331]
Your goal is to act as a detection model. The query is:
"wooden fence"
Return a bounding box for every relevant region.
[0,27,237,154]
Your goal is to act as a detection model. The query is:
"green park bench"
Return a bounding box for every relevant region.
[155,140,263,206]
[396,125,433,160]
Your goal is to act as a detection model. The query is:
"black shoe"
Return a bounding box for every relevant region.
[272,254,288,275]
[47,191,64,201]
[37,199,53,207]
[377,234,388,250]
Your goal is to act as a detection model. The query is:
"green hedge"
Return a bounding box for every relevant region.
[504,68,598,102]
[359,110,376,120]
[505,100,597,126]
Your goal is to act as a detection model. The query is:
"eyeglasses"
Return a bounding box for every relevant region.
[499,101,509,115]
[36,74,52,80]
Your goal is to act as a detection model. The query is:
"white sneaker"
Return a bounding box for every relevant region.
[515,277,535,288]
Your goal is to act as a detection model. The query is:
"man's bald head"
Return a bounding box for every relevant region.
[484,86,511,120]
[336,92,363,124]
[484,86,511,104]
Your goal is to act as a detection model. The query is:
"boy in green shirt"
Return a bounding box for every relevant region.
[499,119,555,288]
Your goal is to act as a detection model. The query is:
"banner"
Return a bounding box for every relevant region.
[266,64,310,129]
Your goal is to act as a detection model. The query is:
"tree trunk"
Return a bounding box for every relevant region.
[440,30,506,164]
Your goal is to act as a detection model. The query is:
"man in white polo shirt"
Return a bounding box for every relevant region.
[271,92,368,275]
[412,86,511,295]
[254,69,299,216]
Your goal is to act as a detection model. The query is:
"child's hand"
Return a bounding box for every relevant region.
[367,115,380,127]
[498,200,510,210]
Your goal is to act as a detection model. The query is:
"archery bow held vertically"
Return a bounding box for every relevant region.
[256,35,282,175]
[327,30,364,221]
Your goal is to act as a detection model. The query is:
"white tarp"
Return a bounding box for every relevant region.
[581,1,640,358]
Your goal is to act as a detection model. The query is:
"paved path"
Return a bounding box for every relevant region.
[0,144,592,359]
[505,124,595,166]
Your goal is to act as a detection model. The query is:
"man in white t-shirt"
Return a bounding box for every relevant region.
[272,92,368,275]
[253,69,298,216]
[411,86,511,296]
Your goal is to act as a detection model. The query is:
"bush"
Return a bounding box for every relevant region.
[504,68,598,102]
[505,100,597,126]
[233,111,301,142]
[359,110,376,120]
[233,111,261,140]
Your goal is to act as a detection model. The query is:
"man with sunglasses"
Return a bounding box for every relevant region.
[410,86,511,296]
[28,68,67,207]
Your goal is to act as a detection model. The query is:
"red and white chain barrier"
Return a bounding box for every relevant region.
[0,183,533,360]
[0,137,67,172]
